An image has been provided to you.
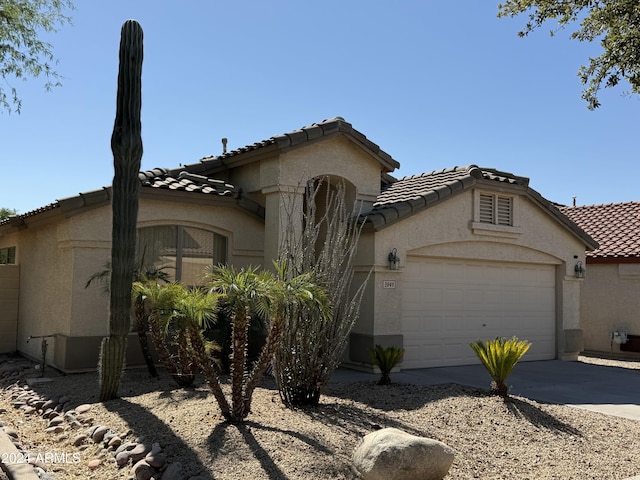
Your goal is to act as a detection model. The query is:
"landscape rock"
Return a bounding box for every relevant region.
[73,433,89,447]
[48,416,64,427]
[92,425,109,442]
[162,462,188,480]
[75,403,92,414]
[108,435,123,448]
[129,442,151,462]
[131,459,153,480]
[87,458,102,470]
[352,427,455,480]
[145,452,166,468]
[116,450,132,467]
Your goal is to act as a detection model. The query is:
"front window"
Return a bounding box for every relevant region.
[137,226,227,285]
[0,246,16,264]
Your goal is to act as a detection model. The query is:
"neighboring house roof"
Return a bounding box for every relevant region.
[364,165,598,250]
[558,202,640,262]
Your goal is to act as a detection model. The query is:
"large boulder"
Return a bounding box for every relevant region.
[352,427,455,480]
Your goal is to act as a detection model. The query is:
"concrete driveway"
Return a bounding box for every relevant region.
[332,360,640,420]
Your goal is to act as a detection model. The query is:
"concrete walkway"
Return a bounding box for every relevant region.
[332,360,640,420]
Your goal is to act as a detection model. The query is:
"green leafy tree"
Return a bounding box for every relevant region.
[0,208,17,220]
[498,0,640,109]
[0,0,74,113]
[470,336,531,396]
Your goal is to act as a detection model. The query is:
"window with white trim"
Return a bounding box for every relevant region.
[479,193,513,226]
[137,226,227,286]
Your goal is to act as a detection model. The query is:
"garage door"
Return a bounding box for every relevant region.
[401,257,556,368]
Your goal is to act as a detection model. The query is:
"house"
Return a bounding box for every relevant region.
[558,202,640,358]
[0,117,597,372]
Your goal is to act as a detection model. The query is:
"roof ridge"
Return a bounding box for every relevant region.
[395,165,478,182]
[560,200,640,209]
[178,117,398,174]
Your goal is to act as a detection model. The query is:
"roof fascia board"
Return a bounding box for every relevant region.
[587,257,640,264]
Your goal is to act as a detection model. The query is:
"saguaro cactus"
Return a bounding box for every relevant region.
[99,20,144,401]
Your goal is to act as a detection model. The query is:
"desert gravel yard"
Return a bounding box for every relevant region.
[1,356,640,480]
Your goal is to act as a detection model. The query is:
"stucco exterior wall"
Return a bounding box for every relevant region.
[580,263,640,356]
[3,194,265,371]
[352,188,587,363]
[257,136,384,265]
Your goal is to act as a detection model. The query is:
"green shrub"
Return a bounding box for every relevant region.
[470,336,531,396]
[371,344,405,385]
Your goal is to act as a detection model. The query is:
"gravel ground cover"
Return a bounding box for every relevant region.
[1,355,639,480]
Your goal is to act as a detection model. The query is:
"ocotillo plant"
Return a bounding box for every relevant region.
[99,20,144,401]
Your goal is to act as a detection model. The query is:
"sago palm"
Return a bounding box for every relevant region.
[206,265,273,421]
[370,344,405,385]
[470,336,531,396]
[205,263,329,422]
[133,280,196,387]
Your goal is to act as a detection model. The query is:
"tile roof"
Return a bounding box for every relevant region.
[171,117,400,177]
[0,170,247,228]
[139,169,238,197]
[364,165,597,249]
[365,165,528,228]
[558,202,640,261]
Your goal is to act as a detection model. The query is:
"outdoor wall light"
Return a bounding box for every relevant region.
[574,259,585,279]
[388,248,400,270]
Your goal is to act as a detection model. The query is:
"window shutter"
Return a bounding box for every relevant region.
[479,194,494,223]
[496,196,512,226]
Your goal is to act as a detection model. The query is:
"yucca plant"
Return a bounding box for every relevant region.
[470,336,531,396]
[370,344,405,385]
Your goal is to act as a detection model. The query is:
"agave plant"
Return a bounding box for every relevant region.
[470,336,531,396]
[370,344,405,385]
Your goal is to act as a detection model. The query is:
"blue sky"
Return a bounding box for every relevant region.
[1,1,637,214]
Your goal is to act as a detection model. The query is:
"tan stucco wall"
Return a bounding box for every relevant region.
[0,264,19,353]
[580,263,640,355]
[2,195,265,370]
[252,136,384,264]
[352,188,587,361]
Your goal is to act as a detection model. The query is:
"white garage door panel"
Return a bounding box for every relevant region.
[402,258,556,368]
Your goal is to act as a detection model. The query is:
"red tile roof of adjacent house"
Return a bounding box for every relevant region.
[558,202,640,262]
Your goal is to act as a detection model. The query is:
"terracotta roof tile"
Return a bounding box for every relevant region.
[558,202,640,260]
